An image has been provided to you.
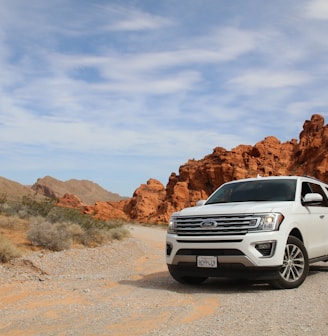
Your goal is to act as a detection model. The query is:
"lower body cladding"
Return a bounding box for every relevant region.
[166,233,285,281]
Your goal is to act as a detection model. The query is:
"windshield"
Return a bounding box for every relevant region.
[206,179,296,204]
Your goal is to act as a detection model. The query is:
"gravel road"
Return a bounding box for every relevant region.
[0,224,328,336]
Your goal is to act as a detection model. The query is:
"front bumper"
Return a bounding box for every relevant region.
[166,231,286,270]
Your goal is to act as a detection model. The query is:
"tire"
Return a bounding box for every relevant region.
[271,236,309,289]
[167,265,207,285]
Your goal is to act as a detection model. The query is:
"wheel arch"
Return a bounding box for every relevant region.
[288,228,304,242]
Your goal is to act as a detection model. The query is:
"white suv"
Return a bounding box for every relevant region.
[166,175,328,289]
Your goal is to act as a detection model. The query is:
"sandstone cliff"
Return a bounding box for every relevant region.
[58,114,328,224]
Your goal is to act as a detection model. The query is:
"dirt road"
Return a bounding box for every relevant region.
[0,225,328,335]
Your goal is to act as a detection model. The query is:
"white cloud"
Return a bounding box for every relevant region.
[304,0,328,20]
[229,70,312,93]
[103,5,174,31]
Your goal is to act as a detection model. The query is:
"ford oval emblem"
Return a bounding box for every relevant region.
[200,219,218,228]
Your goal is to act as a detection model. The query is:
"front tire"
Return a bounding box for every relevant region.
[271,236,309,289]
[167,265,207,285]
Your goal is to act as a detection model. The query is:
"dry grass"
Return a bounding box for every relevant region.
[26,218,129,251]
[0,233,22,262]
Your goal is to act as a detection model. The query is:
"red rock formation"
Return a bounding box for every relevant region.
[57,193,85,209]
[292,114,328,179]
[124,179,166,222]
[83,200,128,221]
[126,114,328,223]
[57,114,328,224]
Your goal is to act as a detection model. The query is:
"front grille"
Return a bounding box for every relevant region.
[177,249,244,256]
[174,214,260,236]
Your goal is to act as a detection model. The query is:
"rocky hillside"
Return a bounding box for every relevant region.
[74,114,328,223]
[32,176,125,204]
[0,176,126,204]
[0,177,41,201]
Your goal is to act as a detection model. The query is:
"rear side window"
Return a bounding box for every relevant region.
[301,182,328,207]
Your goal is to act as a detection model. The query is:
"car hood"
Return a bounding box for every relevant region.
[173,201,291,217]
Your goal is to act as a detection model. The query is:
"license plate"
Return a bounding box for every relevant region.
[197,256,217,268]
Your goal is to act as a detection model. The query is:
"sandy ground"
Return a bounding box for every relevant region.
[1,224,328,336]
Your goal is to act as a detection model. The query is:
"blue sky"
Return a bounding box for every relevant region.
[1,0,328,197]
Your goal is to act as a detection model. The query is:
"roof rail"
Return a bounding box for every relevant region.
[302,175,323,182]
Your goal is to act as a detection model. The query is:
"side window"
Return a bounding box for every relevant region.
[302,182,328,207]
[301,182,312,198]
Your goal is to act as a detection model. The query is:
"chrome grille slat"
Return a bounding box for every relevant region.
[175,215,260,236]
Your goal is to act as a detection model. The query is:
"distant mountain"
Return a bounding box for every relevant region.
[0,175,126,204]
[31,176,126,204]
[0,176,40,200]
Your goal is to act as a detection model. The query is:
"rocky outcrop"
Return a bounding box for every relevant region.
[124,114,328,223]
[292,114,328,179]
[83,200,128,221]
[56,193,85,209]
[124,179,166,222]
[57,114,328,224]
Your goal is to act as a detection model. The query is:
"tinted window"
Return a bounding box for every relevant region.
[206,179,296,204]
[302,182,328,207]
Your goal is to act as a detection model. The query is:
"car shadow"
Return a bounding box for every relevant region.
[119,271,273,294]
[309,262,328,273]
[119,262,328,294]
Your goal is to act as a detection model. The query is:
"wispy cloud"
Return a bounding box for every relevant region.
[102,5,174,31]
[229,70,312,92]
[1,0,328,195]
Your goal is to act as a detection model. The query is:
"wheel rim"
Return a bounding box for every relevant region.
[280,243,305,283]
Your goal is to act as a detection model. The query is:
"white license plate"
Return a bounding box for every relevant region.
[197,256,217,268]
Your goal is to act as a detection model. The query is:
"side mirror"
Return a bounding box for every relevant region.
[196,200,206,206]
[302,193,323,204]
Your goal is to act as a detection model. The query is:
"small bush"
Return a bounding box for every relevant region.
[65,223,85,244]
[2,196,57,219]
[0,215,27,229]
[108,227,130,241]
[21,195,57,217]
[0,234,22,263]
[27,218,72,251]
[0,194,7,213]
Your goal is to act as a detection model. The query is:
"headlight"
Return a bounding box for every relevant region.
[168,216,177,234]
[256,213,284,231]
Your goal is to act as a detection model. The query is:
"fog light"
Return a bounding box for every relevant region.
[166,243,173,256]
[255,241,276,257]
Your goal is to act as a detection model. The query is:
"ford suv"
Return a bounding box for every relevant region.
[166,175,328,289]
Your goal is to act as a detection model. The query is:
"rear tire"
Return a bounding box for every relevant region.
[167,265,207,285]
[271,236,309,289]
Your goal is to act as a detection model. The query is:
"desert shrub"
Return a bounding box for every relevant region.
[80,228,111,247]
[46,206,95,227]
[65,223,86,244]
[0,194,7,213]
[0,234,22,263]
[2,196,56,219]
[73,225,129,247]
[1,194,130,251]
[0,215,27,229]
[21,195,56,217]
[27,218,73,251]
[107,227,130,241]
[26,217,130,250]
